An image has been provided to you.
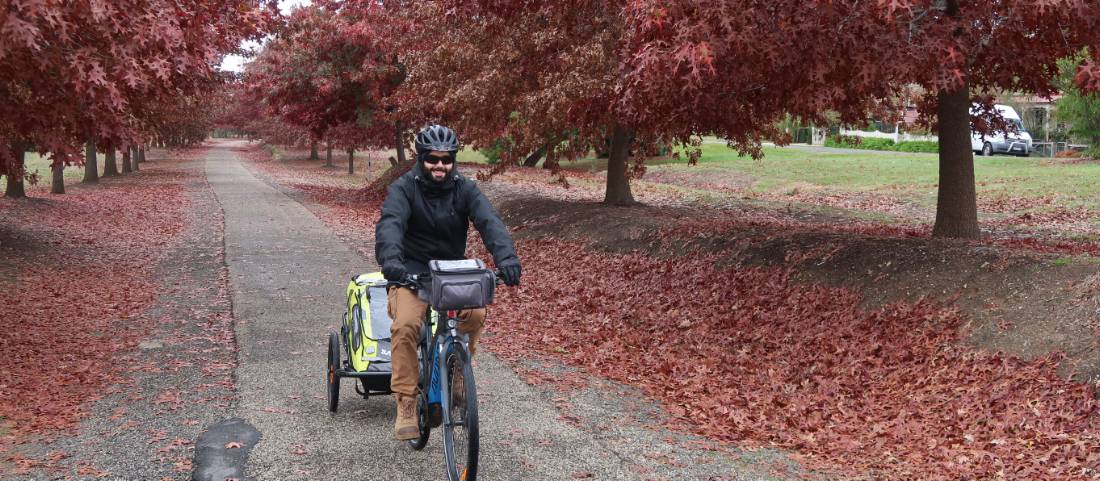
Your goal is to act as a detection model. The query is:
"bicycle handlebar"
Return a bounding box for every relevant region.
[390,270,506,290]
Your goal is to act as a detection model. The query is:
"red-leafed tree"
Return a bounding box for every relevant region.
[623,0,1100,238]
[394,1,643,204]
[244,3,405,168]
[215,80,314,144]
[1076,57,1100,93]
[887,0,1100,238]
[620,3,901,153]
[1,0,275,197]
[395,1,896,206]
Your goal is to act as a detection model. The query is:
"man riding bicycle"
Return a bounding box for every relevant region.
[375,124,522,441]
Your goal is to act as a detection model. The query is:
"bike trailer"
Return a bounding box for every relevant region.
[341,272,394,392]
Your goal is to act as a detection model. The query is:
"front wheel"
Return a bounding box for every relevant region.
[443,346,478,481]
[982,142,993,156]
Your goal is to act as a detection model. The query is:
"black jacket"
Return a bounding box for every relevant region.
[375,163,518,275]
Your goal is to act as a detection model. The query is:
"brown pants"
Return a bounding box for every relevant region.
[387,287,485,397]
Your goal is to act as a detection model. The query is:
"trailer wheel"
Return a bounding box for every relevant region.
[327,332,341,412]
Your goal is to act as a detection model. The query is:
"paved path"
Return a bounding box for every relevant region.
[203,140,789,481]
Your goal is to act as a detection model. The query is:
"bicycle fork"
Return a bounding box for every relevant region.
[425,316,470,422]
[437,316,470,429]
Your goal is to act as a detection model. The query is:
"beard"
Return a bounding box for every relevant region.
[422,162,451,183]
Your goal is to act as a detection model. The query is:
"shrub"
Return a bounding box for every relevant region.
[479,137,512,164]
[828,136,895,150]
[859,137,897,151]
[894,141,939,153]
[824,135,863,148]
[1084,145,1100,159]
[261,143,284,160]
[825,136,938,153]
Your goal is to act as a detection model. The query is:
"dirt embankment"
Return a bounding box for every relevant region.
[488,189,1100,385]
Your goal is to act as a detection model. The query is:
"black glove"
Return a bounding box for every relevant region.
[381,262,408,282]
[498,262,522,286]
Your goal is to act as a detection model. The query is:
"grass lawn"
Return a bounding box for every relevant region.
[545,142,1100,210]
[457,146,489,164]
[2,152,104,194]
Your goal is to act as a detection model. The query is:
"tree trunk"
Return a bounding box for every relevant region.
[523,143,548,167]
[131,147,139,171]
[83,140,99,183]
[932,85,980,239]
[348,149,355,174]
[138,147,146,163]
[604,122,636,205]
[121,148,132,173]
[103,148,119,176]
[5,144,26,198]
[394,123,408,164]
[51,163,65,194]
[310,141,319,160]
[325,145,334,167]
[931,0,979,239]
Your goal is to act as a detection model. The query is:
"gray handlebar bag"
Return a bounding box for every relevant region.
[423,259,496,311]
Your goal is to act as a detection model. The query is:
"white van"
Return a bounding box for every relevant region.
[971,104,1032,156]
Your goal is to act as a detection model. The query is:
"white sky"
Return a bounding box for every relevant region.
[219,0,312,73]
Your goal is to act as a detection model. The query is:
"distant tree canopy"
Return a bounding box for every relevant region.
[235,2,409,159]
[233,0,1100,238]
[1,0,276,181]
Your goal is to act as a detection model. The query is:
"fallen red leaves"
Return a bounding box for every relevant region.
[482,239,1100,479]
[0,153,194,450]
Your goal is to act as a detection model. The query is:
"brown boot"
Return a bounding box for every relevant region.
[394,394,419,441]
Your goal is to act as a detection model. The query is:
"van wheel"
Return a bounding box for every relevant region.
[981,142,993,156]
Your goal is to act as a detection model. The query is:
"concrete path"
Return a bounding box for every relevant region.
[203,140,790,481]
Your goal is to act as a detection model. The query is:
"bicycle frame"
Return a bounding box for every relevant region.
[418,307,470,425]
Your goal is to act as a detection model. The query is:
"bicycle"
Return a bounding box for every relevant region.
[394,262,502,481]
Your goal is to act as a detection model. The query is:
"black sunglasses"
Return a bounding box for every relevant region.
[423,155,455,165]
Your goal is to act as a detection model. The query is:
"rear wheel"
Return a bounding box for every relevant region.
[327,332,341,412]
[982,142,993,156]
[443,346,478,481]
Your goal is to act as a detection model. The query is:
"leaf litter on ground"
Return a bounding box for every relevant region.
[0,147,231,475]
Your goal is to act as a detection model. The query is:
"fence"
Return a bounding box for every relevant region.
[1031,142,1091,158]
[838,128,938,144]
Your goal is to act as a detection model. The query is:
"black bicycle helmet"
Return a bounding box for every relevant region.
[414,124,460,156]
